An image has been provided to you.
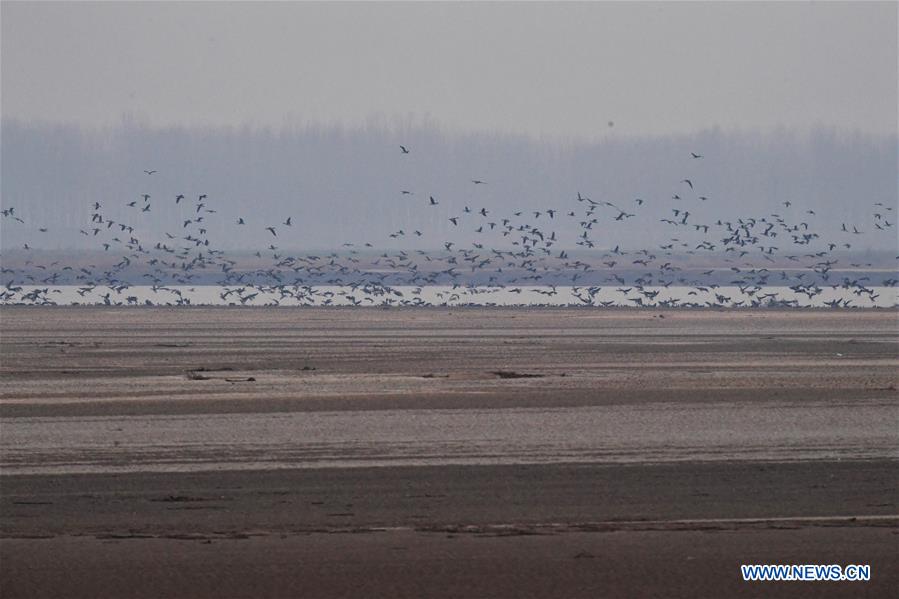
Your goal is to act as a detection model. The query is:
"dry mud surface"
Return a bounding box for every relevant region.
[1,307,897,598]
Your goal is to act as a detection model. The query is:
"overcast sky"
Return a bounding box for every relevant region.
[2,1,896,139]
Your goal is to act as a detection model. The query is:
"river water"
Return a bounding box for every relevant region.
[4,284,897,307]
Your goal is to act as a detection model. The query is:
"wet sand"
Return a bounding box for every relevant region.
[1,308,897,597]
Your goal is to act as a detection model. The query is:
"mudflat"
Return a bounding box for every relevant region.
[1,308,897,598]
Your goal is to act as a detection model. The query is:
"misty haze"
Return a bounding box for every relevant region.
[2,119,896,254]
[1,2,897,598]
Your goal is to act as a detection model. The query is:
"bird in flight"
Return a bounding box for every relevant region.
[144,170,157,175]
[429,196,438,206]
[472,180,487,185]
[691,152,703,159]
[283,217,292,226]
[266,226,277,236]
[682,179,693,190]
[400,145,410,154]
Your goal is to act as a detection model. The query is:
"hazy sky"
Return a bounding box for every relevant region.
[2,1,896,139]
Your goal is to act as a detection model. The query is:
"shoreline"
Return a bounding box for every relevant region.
[4,461,896,537]
[4,460,898,598]
[2,308,897,597]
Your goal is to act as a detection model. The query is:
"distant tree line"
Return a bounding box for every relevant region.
[2,118,896,252]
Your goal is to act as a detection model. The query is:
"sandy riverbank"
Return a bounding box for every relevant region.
[1,308,897,597]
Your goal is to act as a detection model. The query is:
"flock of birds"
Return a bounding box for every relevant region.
[1,145,896,308]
